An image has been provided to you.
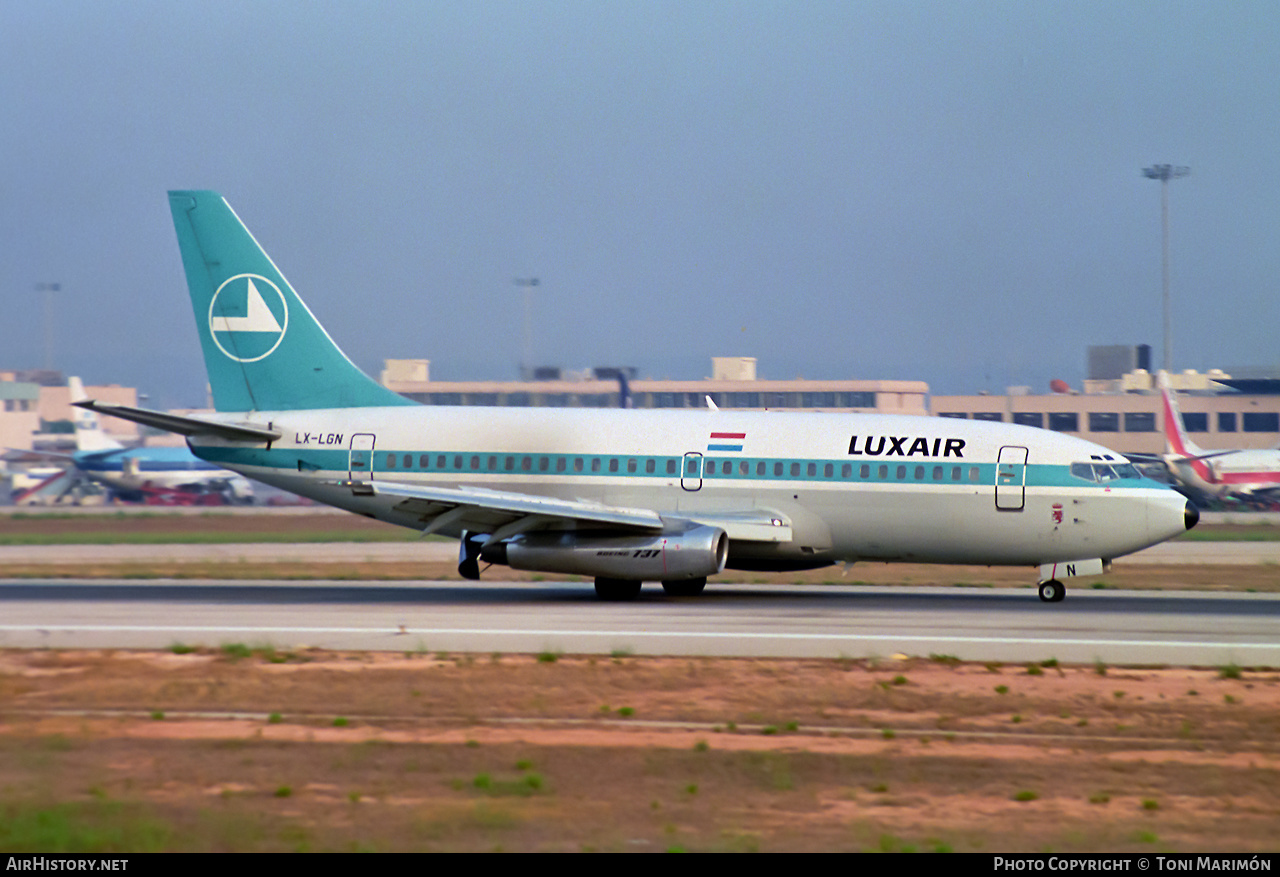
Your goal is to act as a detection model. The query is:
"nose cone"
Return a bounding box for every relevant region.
[1184,500,1200,531]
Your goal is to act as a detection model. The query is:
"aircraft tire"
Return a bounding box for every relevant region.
[1038,580,1065,603]
[595,577,643,601]
[661,577,707,597]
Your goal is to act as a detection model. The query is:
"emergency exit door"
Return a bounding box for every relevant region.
[349,434,376,481]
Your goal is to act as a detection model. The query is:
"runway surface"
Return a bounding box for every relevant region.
[1,578,1276,666]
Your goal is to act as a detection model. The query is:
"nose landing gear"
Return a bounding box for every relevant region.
[1038,579,1066,603]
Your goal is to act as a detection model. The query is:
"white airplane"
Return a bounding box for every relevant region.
[77,191,1197,602]
[41,377,255,502]
[1156,373,1280,505]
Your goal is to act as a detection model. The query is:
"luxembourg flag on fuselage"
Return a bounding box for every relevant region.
[707,432,746,452]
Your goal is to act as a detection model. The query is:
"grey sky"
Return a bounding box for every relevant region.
[3,1,1277,408]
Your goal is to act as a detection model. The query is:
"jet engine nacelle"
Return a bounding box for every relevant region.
[483,526,729,581]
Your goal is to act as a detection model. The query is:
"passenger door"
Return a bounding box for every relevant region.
[996,445,1027,511]
[681,452,703,491]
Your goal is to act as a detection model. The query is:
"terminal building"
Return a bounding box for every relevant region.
[380,349,1280,458]
[380,357,930,416]
[931,346,1280,456]
[930,372,1280,456]
[6,347,1278,465]
[0,370,138,452]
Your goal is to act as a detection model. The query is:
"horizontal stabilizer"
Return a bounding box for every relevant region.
[74,401,281,443]
[1173,449,1240,464]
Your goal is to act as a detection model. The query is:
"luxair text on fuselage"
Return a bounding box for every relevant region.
[848,436,966,458]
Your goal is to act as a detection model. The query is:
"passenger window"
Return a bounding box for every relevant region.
[666,459,676,475]
[627,459,637,473]
[386,454,396,468]
[420,455,430,469]
[969,466,980,482]
[842,464,852,478]
[807,463,817,477]
[774,462,784,476]
[859,465,869,478]
[790,462,801,476]
[951,466,961,481]
[505,456,515,471]
[591,458,601,473]
[933,466,943,480]
[896,465,907,479]
[647,459,657,474]
[576,458,585,472]
[521,456,532,471]
[739,461,748,475]
[405,455,414,469]
[538,457,549,471]
[487,455,497,470]
[609,459,619,473]
[454,455,463,469]
[471,456,480,470]
[687,458,698,474]
[437,455,446,469]
[914,465,925,480]
[878,465,888,478]
[757,461,766,476]
[556,458,566,472]
[824,463,834,477]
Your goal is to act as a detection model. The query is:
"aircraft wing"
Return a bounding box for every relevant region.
[74,401,281,443]
[340,479,793,543]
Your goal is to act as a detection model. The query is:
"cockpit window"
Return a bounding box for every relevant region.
[1072,461,1143,482]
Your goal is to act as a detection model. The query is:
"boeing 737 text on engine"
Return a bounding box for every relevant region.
[78,192,1198,602]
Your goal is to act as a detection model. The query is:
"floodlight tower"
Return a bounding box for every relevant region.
[36,282,61,370]
[1142,164,1190,373]
[514,277,539,380]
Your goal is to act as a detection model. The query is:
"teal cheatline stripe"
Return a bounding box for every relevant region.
[191,445,1158,492]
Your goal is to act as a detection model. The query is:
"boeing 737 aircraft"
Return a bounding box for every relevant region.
[1155,374,1280,505]
[78,191,1198,601]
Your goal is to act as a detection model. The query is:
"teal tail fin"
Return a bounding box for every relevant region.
[168,190,414,412]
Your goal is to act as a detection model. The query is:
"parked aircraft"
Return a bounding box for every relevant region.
[78,191,1196,601]
[59,377,253,502]
[1155,373,1280,505]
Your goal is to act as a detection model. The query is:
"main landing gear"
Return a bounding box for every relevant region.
[661,577,707,597]
[594,578,643,601]
[1038,579,1066,603]
[593,577,709,600]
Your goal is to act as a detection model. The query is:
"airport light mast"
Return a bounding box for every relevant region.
[36,282,61,370]
[514,277,539,380]
[1142,164,1190,373]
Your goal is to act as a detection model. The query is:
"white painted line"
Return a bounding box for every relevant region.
[0,624,1273,651]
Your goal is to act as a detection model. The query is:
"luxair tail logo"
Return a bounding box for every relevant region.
[207,274,289,362]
